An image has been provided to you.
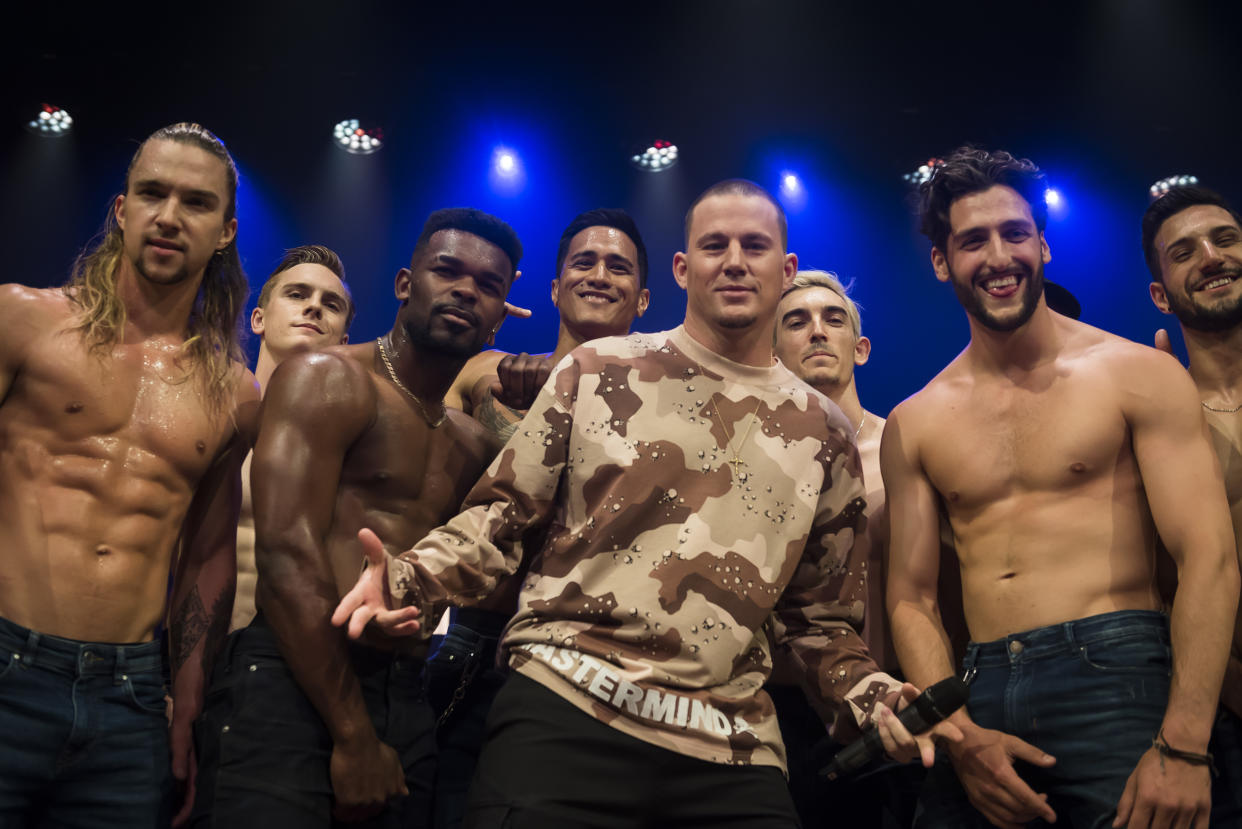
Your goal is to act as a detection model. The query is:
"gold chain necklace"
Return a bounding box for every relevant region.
[376,337,447,428]
[708,392,764,480]
[1202,399,1242,414]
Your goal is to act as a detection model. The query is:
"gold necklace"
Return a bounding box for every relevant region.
[376,337,447,428]
[1202,399,1242,414]
[708,392,764,480]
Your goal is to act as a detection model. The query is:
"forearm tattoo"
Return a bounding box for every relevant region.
[476,391,524,443]
[200,587,232,677]
[170,586,208,674]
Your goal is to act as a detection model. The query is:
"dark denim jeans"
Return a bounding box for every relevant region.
[1212,707,1242,824]
[916,610,1171,829]
[0,614,171,828]
[425,607,508,829]
[191,613,436,828]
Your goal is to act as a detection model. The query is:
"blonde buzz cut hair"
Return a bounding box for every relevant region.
[781,270,863,338]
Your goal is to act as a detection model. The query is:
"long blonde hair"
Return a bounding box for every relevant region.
[66,123,248,415]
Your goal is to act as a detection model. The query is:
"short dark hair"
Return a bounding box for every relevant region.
[1141,185,1242,283]
[918,147,1048,252]
[554,208,649,288]
[257,245,355,329]
[411,207,522,276]
[684,179,788,250]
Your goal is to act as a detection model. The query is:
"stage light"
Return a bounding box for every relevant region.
[1044,188,1061,208]
[903,158,943,185]
[630,139,679,172]
[332,119,383,155]
[496,150,517,174]
[26,104,73,137]
[1149,174,1199,200]
[488,145,526,195]
[779,172,803,198]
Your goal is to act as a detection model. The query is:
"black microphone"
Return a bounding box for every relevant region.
[820,675,969,780]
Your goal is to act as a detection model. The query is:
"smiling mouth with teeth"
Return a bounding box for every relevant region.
[578,292,615,303]
[1198,275,1238,291]
[981,274,1019,292]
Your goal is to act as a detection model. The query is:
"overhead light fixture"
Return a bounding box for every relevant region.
[26,104,73,137]
[1149,174,1199,200]
[1044,188,1062,208]
[630,140,678,172]
[333,119,383,155]
[902,158,943,185]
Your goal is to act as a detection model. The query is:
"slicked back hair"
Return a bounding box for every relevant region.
[555,208,649,288]
[257,245,355,329]
[781,270,863,338]
[684,179,788,251]
[918,147,1048,252]
[66,122,247,415]
[410,207,522,277]
[1141,185,1242,283]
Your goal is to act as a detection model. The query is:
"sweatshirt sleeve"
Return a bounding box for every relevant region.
[384,355,579,621]
[773,422,902,734]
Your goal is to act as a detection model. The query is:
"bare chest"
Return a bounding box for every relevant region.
[7,337,227,482]
[922,380,1131,510]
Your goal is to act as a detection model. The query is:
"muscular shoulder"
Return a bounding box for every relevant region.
[0,284,73,339]
[446,349,510,410]
[266,346,378,416]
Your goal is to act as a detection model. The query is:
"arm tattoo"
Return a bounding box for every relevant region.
[200,586,233,678]
[170,586,208,674]
[476,391,524,444]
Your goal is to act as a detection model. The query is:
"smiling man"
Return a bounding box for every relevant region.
[191,209,520,828]
[0,123,258,827]
[429,207,649,828]
[885,148,1238,829]
[1143,185,1242,823]
[231,245,354,632]
[335,180,954,828]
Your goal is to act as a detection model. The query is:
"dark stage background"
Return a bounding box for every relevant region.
[3,1,1239,417]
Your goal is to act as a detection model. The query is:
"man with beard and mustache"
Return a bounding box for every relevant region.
[191,209,520,828]
[1144,185,1242,823]
[884,148,1238,829]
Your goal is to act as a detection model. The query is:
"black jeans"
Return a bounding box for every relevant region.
[191,613,436,828]
[464,673,801,829]
[425,607,509,829]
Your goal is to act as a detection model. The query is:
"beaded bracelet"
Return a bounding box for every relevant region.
[1152,729,1218,777]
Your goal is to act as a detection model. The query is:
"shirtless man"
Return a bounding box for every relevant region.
[1143,184,1242,823]
[191,208,520,827]
[0,123,258,827]
[429,206,650,828]
[884,147,1238,829]
[336,180,957,828]
[230,245,354,631]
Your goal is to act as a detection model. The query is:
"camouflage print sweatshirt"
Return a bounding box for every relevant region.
[387,326,901,769]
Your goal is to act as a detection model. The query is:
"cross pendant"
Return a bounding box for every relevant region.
[727,455,745,475]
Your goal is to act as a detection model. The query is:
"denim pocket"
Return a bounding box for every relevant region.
[124,673,171,715]
[0,648,20,687]
[1078,633,1171,675]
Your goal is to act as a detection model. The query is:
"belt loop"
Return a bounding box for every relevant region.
[961,644,980,685]
[1062,619,1079,651]
[114,647,128,684]
[19,629,40,669]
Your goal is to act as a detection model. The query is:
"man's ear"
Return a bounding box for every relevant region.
[672,252,689,290]
[217,217,238,251]
[636,288,650,317]
[250,306,265,337]
[1149,281,1172,314]
[1039,232,1051,265]
[931,247,950,283]
[113,194,127,231]
[394,268,412,301]
[782,252,798,291]
[550,277,561,308]
[854,335,872,367]
[339,333,349,344]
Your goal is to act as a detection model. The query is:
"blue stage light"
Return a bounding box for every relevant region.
[493,147,521,177]
[780,172,801,195]
[1044,188,1061,208]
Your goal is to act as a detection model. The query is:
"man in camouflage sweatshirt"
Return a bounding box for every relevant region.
[336,180,955,827]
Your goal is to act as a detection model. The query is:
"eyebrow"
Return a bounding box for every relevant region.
[694,230,774,247]
[952,218,1033,241]
[132,179,221,205]
[1166,224,1241,252]
[282,282,347,304]
[433,254,506,284]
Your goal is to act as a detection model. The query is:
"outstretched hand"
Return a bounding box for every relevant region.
[491,352,554,410]
[330,528,421,639]
[875,682,964,768]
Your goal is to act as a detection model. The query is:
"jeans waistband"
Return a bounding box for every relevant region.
[241,611,421,676]
[0,613,162,680]
[964,609,1169,670]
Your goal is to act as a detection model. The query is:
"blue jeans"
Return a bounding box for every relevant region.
[0,614,171,828]
[917,610,1171,829]
[191,612,436,828]
[425,607,508,829]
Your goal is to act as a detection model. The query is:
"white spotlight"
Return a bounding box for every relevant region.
[332,118,383,155]
[26,105,73,137]
[630,139,679,172]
